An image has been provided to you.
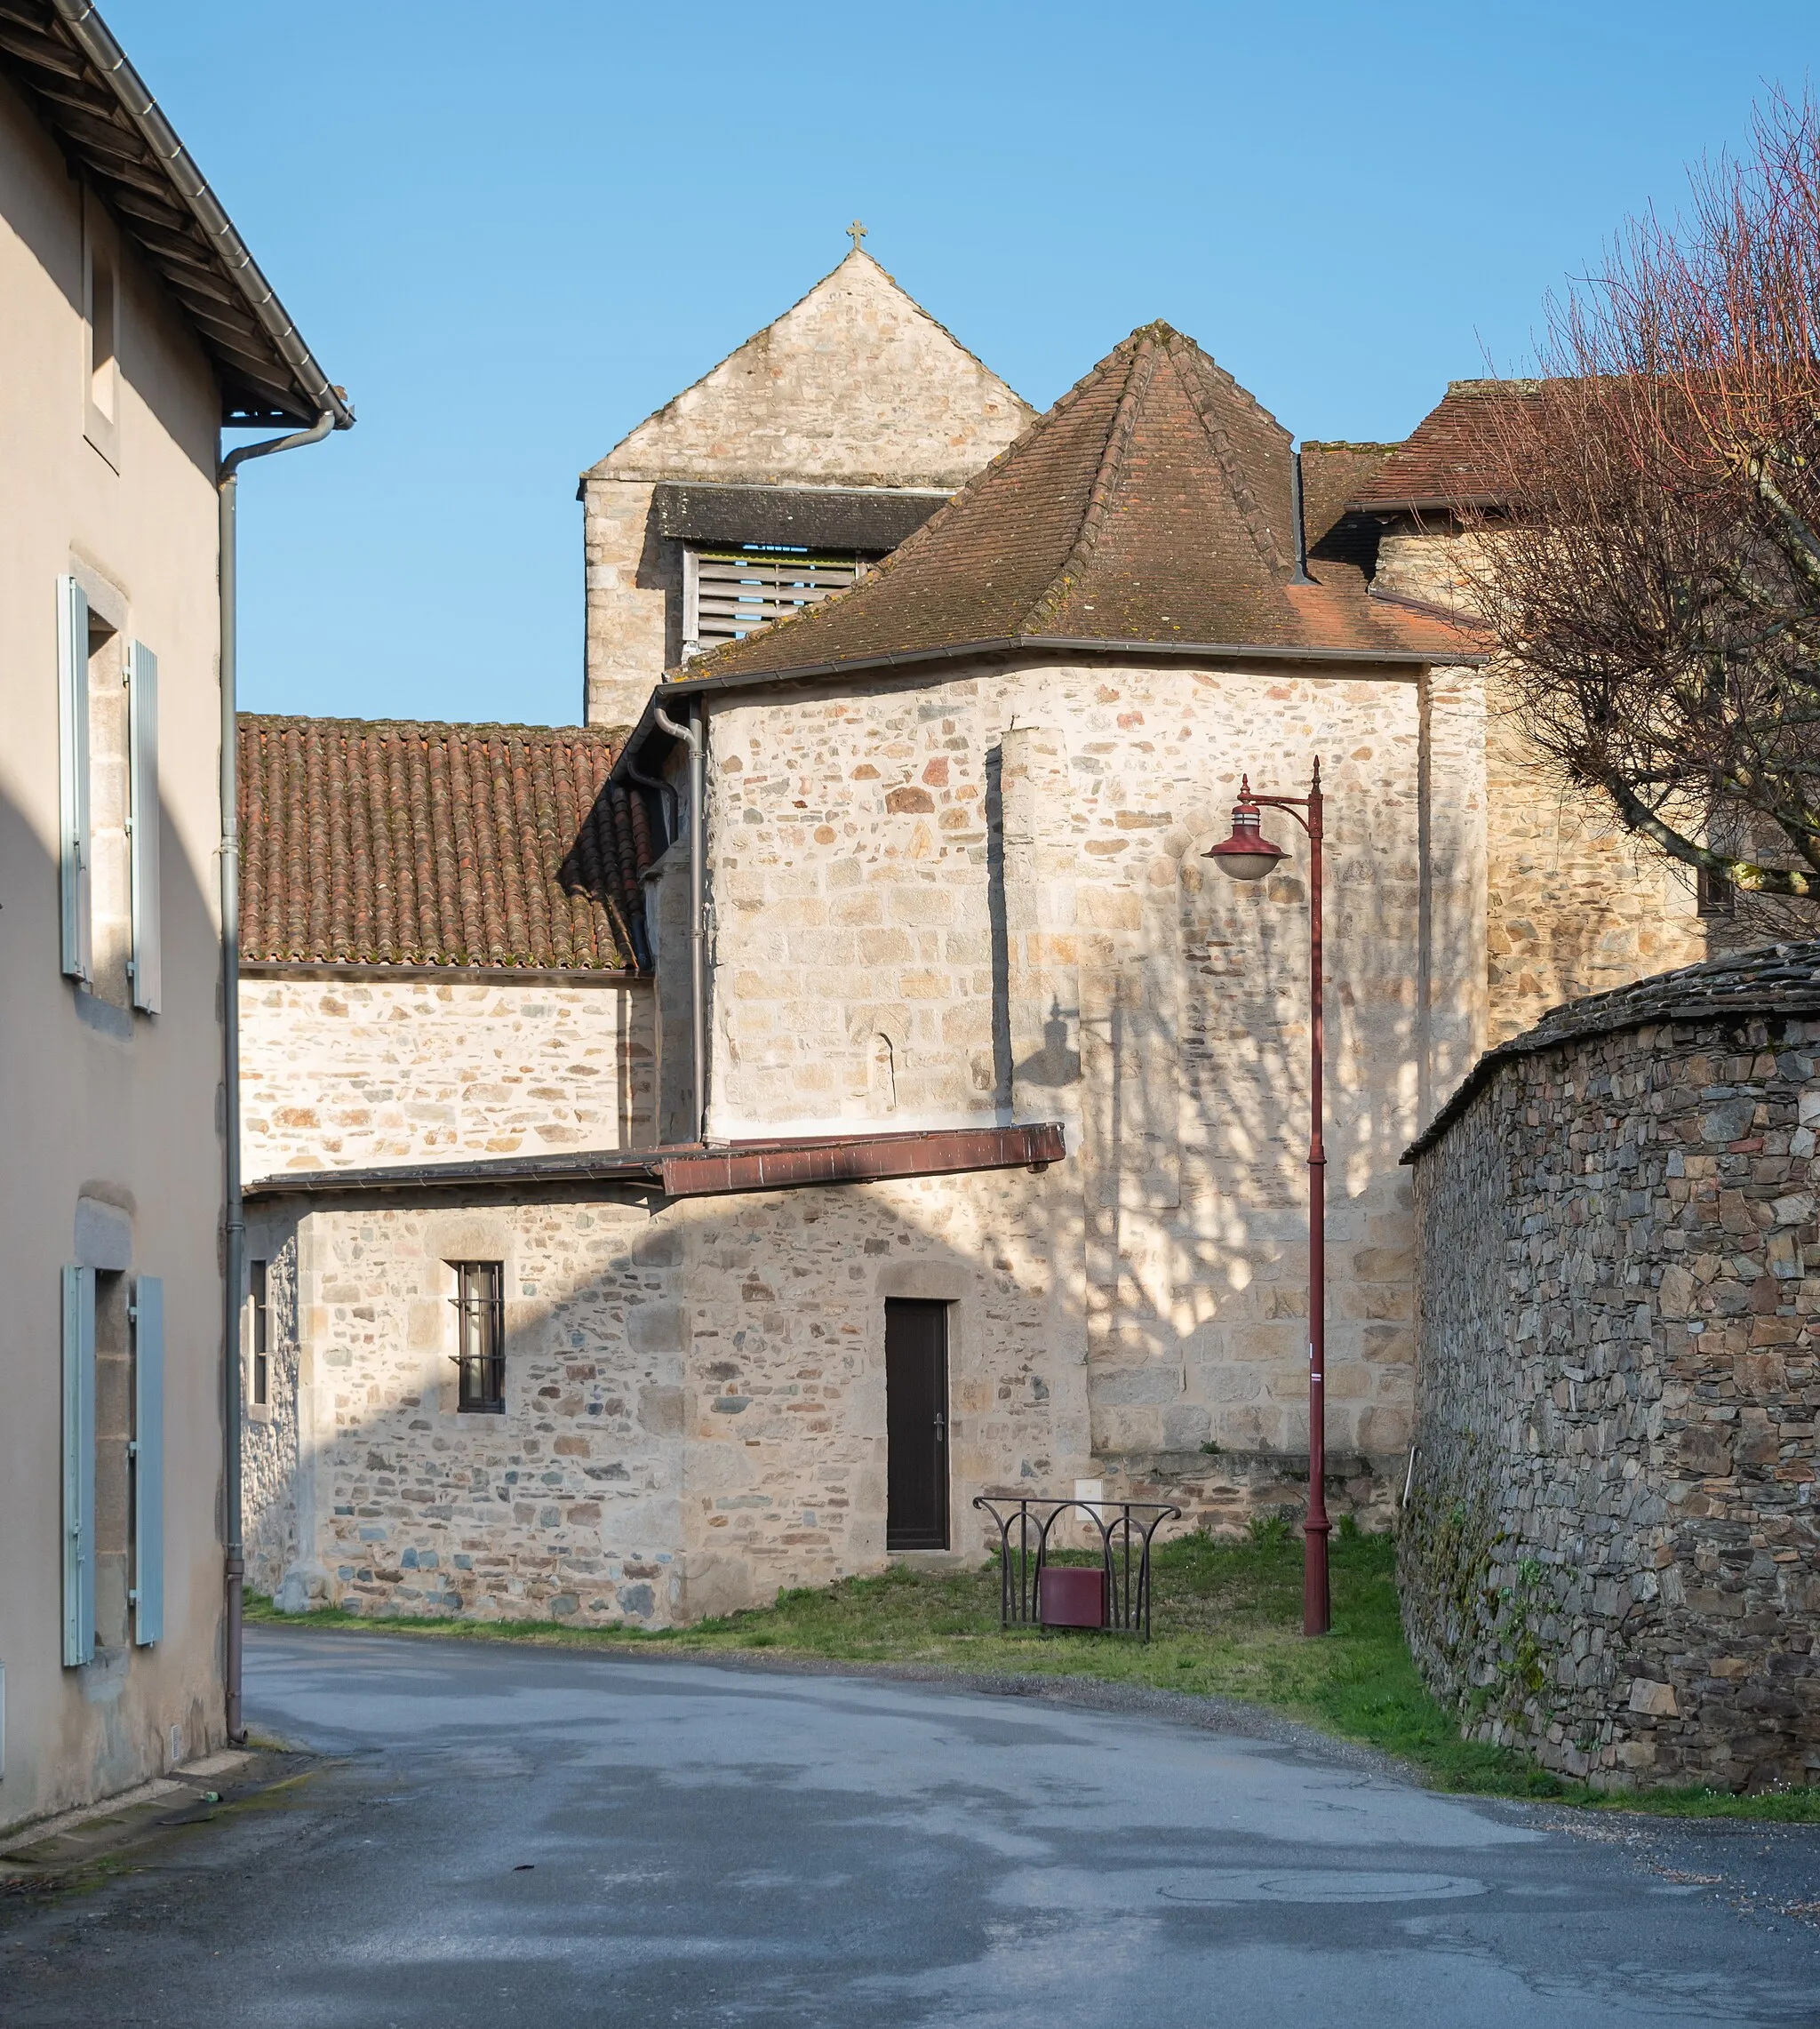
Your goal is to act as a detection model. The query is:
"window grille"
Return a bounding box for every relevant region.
[450,1261,506,1413]
[249,1259,270,1408]
[682,547,861,659]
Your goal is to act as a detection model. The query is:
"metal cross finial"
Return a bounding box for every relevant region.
[848,219,866,252]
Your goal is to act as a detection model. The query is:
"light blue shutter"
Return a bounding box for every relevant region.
[56,578,91,980]
[132,1276,164,1645]
[61,1266,96,1667]
[127,643,160,1013]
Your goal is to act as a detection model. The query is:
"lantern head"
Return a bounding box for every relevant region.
[1204,777,1287,883]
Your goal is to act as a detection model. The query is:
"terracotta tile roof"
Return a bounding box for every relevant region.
[237,716,650,971]
[678,323,1474,683]
[1347,379,1538,513]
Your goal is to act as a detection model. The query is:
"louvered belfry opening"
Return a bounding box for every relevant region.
[685,547,863,659]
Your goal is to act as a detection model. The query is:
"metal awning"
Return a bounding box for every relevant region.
[245,1122,1067,1203]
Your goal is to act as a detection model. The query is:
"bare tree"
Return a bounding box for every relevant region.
[1468,94,1820,901]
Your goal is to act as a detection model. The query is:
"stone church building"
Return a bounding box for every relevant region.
[239,249,1710,1626]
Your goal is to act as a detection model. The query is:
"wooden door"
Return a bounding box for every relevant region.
[885,1300,948,1551]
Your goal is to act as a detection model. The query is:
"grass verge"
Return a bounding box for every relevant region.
[246,1523,1820,1821]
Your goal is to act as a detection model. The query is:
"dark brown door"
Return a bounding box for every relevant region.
[885,1300,948,1551]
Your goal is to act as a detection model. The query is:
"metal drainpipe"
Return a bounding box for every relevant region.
[219,409,335,1745]
[625,756,680,850]
[652,701,707,1143]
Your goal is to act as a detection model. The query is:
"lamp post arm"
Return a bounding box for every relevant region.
[1249,795,1313,833]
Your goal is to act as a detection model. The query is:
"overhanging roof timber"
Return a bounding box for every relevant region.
[609,631,1489,788]
[651,483,949,554]
[244,1122,1068,1204]
[0,1,352,429]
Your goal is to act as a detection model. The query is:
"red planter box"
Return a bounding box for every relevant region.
[1037,1565,1107,1629]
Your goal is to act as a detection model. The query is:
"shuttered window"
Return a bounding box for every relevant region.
[132,1275,164,1646]
[62,1265,96,1667]
[127,642,160,1012]
[682,547,861,659]
[57,577,92,981]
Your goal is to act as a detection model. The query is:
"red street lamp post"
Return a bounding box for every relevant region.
[1205,759,1330,1638]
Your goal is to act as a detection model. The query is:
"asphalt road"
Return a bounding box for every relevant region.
[5,1628,1820,2026]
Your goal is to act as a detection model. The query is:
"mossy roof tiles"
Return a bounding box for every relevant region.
[237,715,649,971]
[677,323,1476,683]
[1346,379,1537,513]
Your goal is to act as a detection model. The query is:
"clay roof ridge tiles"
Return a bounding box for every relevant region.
[1024,326,1161,634]
[1170,334,1294,579]
[236,716,642,973]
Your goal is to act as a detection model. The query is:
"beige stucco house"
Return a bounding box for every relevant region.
[238,279,1712,1631]
[0,3,347,1830]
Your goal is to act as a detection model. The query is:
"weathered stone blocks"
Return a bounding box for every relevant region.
[1405,982,1820,1790]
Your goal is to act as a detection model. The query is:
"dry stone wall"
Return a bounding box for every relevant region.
[240,975,653,1176]
[1404,963,1820,1790]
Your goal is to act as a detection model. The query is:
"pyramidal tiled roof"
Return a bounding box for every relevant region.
[682,323,1477,682]
[237,716,651,971]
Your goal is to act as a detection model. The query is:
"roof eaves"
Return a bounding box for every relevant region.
[610,632,1486,785]
[14,3,352,430]
[1346,493,1502,515]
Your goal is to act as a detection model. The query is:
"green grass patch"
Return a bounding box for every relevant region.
[245,1528,1820,1821]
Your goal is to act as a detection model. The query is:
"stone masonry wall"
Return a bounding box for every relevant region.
[704,656,1489,1484]
[245,1195,688,1623]
[244,1164,1085,1627]
[582,252,1030,729]
[240,975,654,1177]
[1403,1006,1820,1790]
[1376,521,1707,1044]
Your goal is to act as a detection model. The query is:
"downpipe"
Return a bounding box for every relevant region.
[219,410,334,1744]
[653,702,707,1143]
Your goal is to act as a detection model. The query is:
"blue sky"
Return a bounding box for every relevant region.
[108,1,1817,727]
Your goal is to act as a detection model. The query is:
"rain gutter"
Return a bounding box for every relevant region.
[218,410,340,1747]
[610,633,1487,787]
[51,2,355,430]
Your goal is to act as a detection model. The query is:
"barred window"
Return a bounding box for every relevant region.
[249,1259,270,1408]
[682,546,862,660]
[450,1261,505,1413]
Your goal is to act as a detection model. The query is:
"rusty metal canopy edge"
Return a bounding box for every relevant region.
[244,1121,1068,1202]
